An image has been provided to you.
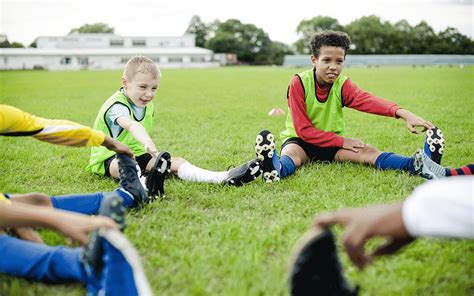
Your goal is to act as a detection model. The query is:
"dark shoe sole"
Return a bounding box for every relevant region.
[99,192,127,231]
[290,227,358,296]
[116,153,148,206]
[146,151,171,199]
[255,130,279,183]
[424,127,445,165]
[224,159,262,186]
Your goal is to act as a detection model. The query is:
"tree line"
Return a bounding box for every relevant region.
[187,15,474,64]
[1,17,472,65]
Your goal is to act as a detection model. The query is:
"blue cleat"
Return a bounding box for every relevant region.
[424,127,445,165]
[255,130,280,183]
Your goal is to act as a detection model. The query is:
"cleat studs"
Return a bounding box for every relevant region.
[256,135,263,144]
[427,130,434,136]
[430,146,436,152]
[267,134,274,141]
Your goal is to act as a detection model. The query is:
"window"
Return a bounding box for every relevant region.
[110,40,124,47]
[60,57,71,65]
[152,57,160,63]
[168,57,183,63]
[121,57,129,64]
[78,57,89,65]
[132,40,146,47]
[191,57,205,63]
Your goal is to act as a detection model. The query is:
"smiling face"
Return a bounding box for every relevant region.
[311,46,345,87]
[122,72,159,107]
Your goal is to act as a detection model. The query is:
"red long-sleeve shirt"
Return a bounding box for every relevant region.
[287,75,401,148]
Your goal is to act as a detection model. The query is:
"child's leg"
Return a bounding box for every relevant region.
[173,157,228,184]
[335,145,417,173]
[50,190,134,214]
[9,193,53,207]
[446,163,474,176]
[0,234,87,283]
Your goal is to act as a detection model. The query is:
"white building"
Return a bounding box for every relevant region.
[0,34,220,70]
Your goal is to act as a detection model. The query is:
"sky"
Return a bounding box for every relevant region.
[0,0,472,46]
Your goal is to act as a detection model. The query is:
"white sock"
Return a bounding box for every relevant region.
[177,162,228,184]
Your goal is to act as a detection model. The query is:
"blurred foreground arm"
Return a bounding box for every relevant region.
[315,176,474,269]
[0,202,118,245]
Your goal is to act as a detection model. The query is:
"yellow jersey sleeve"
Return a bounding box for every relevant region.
[0,193,11,205]
[0,105,105,147]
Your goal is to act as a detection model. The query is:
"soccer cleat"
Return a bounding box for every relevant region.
[424,127,445,164]
[99,192,127,231]
[145,151,171,199]
[222,159,263,186]
[117,153,149,206]
[290,227,358,296]
[80,193,127,275]
[82,228,152,296]
[413,149,447,180]
[255,130,280,183]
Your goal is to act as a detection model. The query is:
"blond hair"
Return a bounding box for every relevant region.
[123,56,161,81]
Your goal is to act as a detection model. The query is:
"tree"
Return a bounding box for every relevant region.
[0,34,11,48]
[185,15,210,47]
[434,27,474,54]
[269,41,294,65]
[345,15,396,54]
[206,19,272,64]
[68,22,114,34]
[294,16,344,54]
[10,42,24,48]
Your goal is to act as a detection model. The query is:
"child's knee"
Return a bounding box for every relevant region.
[360,145,381,163]
[11,193,52,207]
[170,157,188,173]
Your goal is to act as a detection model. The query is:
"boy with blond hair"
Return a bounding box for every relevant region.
[87,56,261,195]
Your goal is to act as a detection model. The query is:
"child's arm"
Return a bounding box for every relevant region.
[116,116,158,156]
[342,81,434,133]
[395,109,435,134]
[0,202,118,245]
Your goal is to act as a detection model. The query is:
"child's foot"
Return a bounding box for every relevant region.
[255,130,280,183]
[99,192,127,231]
[145,151,171,199]
[424,127,445,164]
[290,227,358,296]
[222,159,262,186]
[81,228,152,295]
[117,153,148,206]
[413,149,446,180]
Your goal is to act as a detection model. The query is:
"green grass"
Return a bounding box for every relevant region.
[0,66,473,295]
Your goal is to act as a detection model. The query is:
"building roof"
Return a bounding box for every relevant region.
[0,47,213,56]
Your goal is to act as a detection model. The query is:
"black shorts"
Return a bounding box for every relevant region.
[281,137,341,162]
[104,153,153,177]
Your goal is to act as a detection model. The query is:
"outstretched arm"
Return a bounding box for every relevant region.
[395,109,434,134]
[0,203,118,245]
[116,116,157,156]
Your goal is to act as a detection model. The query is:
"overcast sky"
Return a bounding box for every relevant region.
[0,0,472,46]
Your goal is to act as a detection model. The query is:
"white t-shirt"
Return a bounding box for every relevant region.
[105,95,145,138]
[402,176,474,239]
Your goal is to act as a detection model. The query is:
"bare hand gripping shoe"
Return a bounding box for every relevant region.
[290,227,359,296]
[222,159,262,186]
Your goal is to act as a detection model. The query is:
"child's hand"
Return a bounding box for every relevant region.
[342,138,366,153]
[396,109,435,134]
[144,140,158,157]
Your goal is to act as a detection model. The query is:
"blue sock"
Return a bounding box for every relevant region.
[280,155,296,178]
[51,189,134,214]
[375,152,415,174]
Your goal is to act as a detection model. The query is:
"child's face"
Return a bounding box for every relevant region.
[311,46,345,86]
[122,72,159,107]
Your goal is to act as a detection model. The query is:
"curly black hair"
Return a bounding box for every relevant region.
[309,31,351,57]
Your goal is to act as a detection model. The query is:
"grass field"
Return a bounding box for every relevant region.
[0,66,473,295]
